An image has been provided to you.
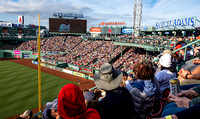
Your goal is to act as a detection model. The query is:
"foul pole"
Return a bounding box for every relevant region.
[38,14,42,113]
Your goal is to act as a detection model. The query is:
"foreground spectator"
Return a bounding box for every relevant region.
[43,99,61,119]
[178,55,200,85]
[178,66,200,85]
[130,61,160,119]
[57,84,100,119]
[160,85,200,118]
[154,105,200,119]
[94,63,135,119]
[156,54,177,93]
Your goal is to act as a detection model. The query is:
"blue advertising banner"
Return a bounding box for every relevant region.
[23,53,30,58]
[156,17,196,29]
[121,28,133,34]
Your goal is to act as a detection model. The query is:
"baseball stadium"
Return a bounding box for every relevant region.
[1,0,200,119]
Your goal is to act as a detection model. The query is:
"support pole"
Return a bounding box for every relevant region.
[37,14,42,113]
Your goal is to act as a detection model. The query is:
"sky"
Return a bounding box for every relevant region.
[0,0,200,29]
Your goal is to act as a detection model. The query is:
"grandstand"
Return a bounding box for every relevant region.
[14,35,199,72]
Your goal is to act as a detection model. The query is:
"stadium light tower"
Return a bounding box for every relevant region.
[133,0,143,36]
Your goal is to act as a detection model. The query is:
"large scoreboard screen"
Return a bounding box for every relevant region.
[49,18,87,33]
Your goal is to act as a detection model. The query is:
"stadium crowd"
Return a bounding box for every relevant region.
[16,36,82,52]
[113,48,148,71]
[16,36,199,72]
[16,36,200,119]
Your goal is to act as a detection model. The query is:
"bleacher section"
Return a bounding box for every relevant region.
[15,36,200,73]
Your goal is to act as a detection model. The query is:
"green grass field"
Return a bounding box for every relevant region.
[0,61,77,119]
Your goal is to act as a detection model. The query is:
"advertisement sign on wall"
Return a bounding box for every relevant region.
[14,55,20,58]
[40,63,46,67]
[121,28,133,34]
[55,67,63,72]
[18,15,24,25]
[73,72,85,78]
[14,50,21,55]
[23,53,30,58]
[63,69,73,74]
[0,22,13,27]
[49,65,55,69]
[101,27,121,35]
[99,22,125,26]
[32,61,38,65]
[156,16,196,29]
[90,28,101,33]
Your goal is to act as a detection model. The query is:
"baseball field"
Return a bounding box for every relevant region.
[0,59,95,119]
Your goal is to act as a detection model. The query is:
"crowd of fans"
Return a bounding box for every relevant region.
[113,48,147,71]
[15,36,200,72]
[16,36,200,119]
[16,36,82,52]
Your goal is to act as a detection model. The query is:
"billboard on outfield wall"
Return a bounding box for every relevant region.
[14,55,20,58]
[63,69,73,74]
[90,28,101,33]
[40,63,46,67]
[55,67,63,72]
[73,72,85,78]
[101,27,121,35]
[23,53,30,58]
[14,50,21,55]
[121,28,133,34]
[49,65,55,69]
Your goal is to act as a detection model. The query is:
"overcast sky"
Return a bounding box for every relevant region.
[0,0,200,29]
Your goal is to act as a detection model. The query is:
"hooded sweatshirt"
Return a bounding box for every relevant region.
[58,84,101,119]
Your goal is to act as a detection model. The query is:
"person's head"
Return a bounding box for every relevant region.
[93,88,102,99]
[83,89,89,94]
[178,36,183,41]
[127,73,135,81]
[141,59,154,67]
[58,84,87,118]
[122,71,128,80]
[161,50,172,56]
[46,99,59,117]
[93,63,122,91]
[84,91,95,103]
[84,91,99,108]
[135,61,155,80]
[159,54,172,68]
[20,110,33,119]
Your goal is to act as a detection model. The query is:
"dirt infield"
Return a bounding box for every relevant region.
[1,58,95,119]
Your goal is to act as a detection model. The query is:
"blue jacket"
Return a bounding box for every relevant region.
[130,80,159,119]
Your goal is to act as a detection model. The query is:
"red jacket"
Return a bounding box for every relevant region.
[58,84,101,119]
